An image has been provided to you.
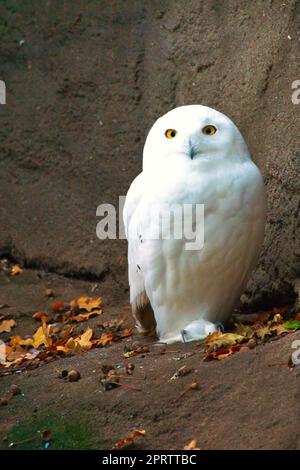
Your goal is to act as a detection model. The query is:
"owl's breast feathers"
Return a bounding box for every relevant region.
[124,159,266,337]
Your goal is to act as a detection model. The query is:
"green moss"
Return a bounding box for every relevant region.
[3,412,111,450]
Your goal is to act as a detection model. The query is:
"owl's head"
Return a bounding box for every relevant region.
[143,105,250,170]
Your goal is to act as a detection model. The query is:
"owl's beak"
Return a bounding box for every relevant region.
[189,145,195,160]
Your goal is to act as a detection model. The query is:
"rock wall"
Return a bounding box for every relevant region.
[0,0,299,305]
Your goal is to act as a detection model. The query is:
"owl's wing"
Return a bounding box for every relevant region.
[123,172,156,335]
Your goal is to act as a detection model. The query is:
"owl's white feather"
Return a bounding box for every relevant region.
[124,105,266,343]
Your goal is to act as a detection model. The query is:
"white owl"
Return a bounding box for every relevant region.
[123,105,266,344]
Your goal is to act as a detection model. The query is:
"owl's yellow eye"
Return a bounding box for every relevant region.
[202,125,217,136]
[165,129,177,139]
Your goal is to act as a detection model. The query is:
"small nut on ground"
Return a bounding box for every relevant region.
[45,289,54,297]
[41,430,52,442]
[68,370,81,382]
[247,338,256,349]
[10,384,21,396]
[59,369,68,379]
[0,397,10,406]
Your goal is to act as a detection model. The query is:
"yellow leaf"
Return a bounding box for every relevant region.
[71,296,102,312]
[0,319,16,333]
[234,323,255,339]
[204,332,244,349]
[77,327,93,348]
[64,328,93,353]
[183,439,201,450]
[11,265,23,276]
[31,324,52,348]
[255,325,281,341]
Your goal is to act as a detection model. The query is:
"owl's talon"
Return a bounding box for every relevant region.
[215,322,225,333]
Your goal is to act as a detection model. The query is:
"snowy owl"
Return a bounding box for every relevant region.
[123,105,266,344]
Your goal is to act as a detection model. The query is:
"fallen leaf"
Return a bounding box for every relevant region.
[51,301,66,312]
[282,320,300,331]
[204,332,244,350]
[0,319,16,333]
[123,345,150,358]
[254,311,271,324]
[32,311,48,322]
[3,347,40,368]
[183,439,201,450]
[234,323,255,339]
[33,324,52,348]
[10,265,23,276]
[71,310,103,322]
[271,325,290,336]
[64,327,93,353]
[169,365,193,381]
[111,430,145,450]
[203,345,241,361]
[93,332,115,347]
[119,327,134,338]
[70,296,102,312]
[10,335,33,347]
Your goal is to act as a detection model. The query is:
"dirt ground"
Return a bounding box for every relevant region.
[0,265,299,450]
[0,0,299,451]
[0,0,299,306]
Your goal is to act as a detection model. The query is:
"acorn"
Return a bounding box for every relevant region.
[10,384,21,396]
[41,430,52,442]
[101,364,115,375]
[58,369,68,379]
[45,289,54,297]
[247,338,256,349]
[67,369,81,382]
[190,382,199,390]
[0,397,9,406]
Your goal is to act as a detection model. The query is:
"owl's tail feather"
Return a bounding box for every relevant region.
[132,293,157,337]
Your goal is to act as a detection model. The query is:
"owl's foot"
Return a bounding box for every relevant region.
[215,321,225,333]
[160,319,221,344]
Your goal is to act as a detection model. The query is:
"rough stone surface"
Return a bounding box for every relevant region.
[0,0,299,305]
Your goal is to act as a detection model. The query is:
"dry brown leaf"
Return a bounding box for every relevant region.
[203,345,242,361]
[3,347,39,368]
[204,332,244,350]
[183,439,201,450]
[0,319,16,333]
[111,430,145,450]
[32,311,47,322]
[254,323,289,341]
[234,323,255,339]
[119,327,134,338]
[269,313,283,325]
[169,365,193,381]
[10,265,23,276]
[51,301,66,312]
[124,345,150,358]
[254,311,271,324]
[93,332,116,347]
[271,325,290,336]
[71,310,103,322]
